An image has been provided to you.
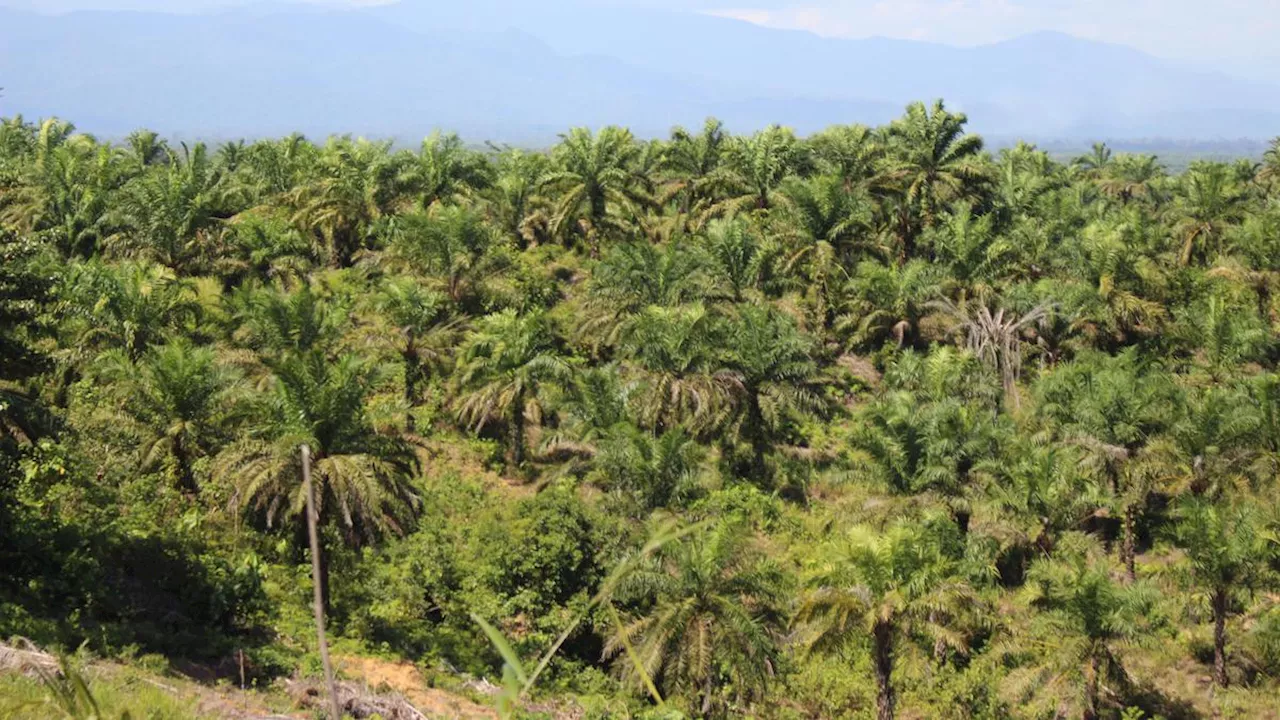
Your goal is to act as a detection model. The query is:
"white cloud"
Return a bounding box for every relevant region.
[708,7,777,25]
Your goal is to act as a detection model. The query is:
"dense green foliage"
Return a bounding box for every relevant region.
[3,105,1280,719]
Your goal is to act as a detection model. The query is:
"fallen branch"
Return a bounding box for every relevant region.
[287,677,429,720]
[0,638,59,678]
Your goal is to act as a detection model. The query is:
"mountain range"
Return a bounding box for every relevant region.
[1,0,1277,142]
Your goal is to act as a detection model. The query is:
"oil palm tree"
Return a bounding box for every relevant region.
[288,137,410,267]
[796,520,978,720]
[539,364,632,466]
[719,304,825,481]
[368,277,458,431]
[238,133,317,202]
[606,520,786,717]
[880,100,989,250]
[93,337,240,495]
[545,126,647,256]
[808,123,881,190]
[1059,210,1169,348]
[217,211,318,287]
[1259,137,1280,194]
[1,127,119,259]
[591,240,710,311]
[214,351,419,610]
[661,117,731,225]
[836,259,946,351]
[594,424,704,511]
[1162,384,1263,500]
[580,240,710,346]
[617,304,734,434]
[993,143,1061,227]
[409,131,493,208]
[0,114,37,161]
[218,283,414,611]
[779,174,877,330]
[702,216,776,303]
[1035,350,1176,581]
[852,349,1005,530]
[1099,154,1164,206]
[124,129,170,169]
[0,233,53,461]
[225,280,348,365]
[918,202,1003,285]
[486,148,553,248]
[454,309,572,470]
[1174,293,1271,379]
[1073,142,1113,178]
[1172,161,1247,266]
[215,139,247,174]
[974,436,1100,571]
[62,260,201,363]
[1216,215,1280,323]
[712,125,808,217]
[379,204,507,311]
[1168,499,1277,688]
[109,142,235,272]
[1008,532,1162,717]
[1246,373,1280,461]
[1012,534,1160,720]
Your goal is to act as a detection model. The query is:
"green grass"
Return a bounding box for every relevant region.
[0,656,306,720]
[0,671,205,720]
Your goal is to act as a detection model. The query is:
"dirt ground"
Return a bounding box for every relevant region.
[336,654,498,720]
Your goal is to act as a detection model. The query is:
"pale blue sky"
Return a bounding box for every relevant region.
[5,0,1276,79]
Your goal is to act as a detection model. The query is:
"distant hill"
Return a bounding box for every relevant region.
[1,0,1278,141]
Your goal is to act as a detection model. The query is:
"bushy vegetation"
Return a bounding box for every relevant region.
[2,104,1280,718]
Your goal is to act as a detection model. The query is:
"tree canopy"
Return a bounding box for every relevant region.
[2,108,1280,719]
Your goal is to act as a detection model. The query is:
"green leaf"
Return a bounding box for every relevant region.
[471,613,528,686]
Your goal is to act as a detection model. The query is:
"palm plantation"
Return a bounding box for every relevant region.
[2,105,1280,720]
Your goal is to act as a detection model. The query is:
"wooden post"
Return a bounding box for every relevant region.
[302,444,343,720]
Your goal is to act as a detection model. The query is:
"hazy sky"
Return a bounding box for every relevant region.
[5,0,1276,78]
[634,0,1280,78]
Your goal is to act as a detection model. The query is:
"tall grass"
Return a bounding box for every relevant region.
[0,656,201,720]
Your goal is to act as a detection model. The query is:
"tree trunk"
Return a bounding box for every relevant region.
[403,343,420,434]
[930,610,947,665]
[700,671,715,717]
[317,536,332,616]
[1034,524,1056,559]
[1212,587,1230,689]
[173,436,199,496]
[1121,502,1137,583]
[873,620,896,720]
[589,194,607,258]
[1083,652,1101,720]
[746,389,768,482]
[508,387,526,470]
[301,446,342,720]
[299,458,332,614]
[331,230,350,270]
[898,211,915,266]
